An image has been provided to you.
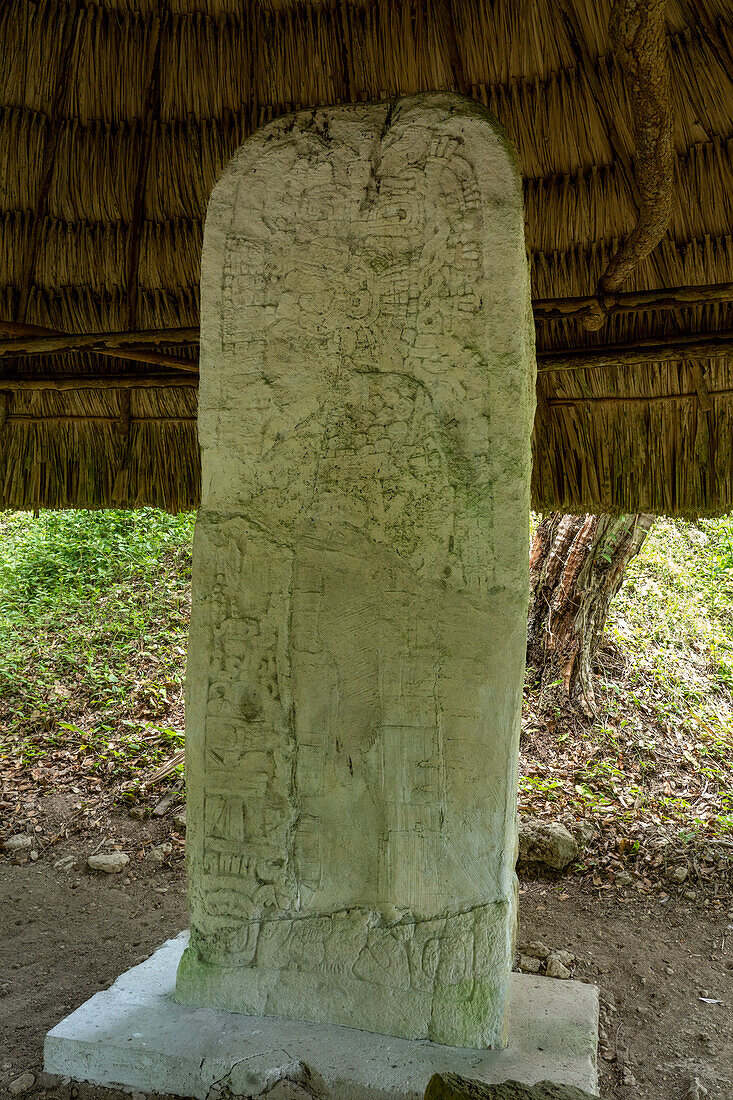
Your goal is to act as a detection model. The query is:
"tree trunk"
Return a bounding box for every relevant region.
[527,512,655,714]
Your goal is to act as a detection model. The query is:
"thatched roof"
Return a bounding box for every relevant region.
[1,0,732,515]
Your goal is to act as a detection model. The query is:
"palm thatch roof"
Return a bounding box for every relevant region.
[1,0,732,515]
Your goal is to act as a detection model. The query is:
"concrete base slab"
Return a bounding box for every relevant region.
[44,933,599,1099]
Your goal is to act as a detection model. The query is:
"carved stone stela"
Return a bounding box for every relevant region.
[176,94,535,1049]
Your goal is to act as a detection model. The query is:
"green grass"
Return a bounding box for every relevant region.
[0,509,195,788]
[610,517,733,708]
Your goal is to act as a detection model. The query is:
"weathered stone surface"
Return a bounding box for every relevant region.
[3,833,33,852]
[518,822,578,870]
[147,842,172,866]
[523,941,551,961]
[87,852,129,874]
[178,93,535,1048]
[545,956,572,981]
[251,1061,328,1100]
[424,1074,598,1100]
[44,934,600,1098]
[8,1073,36,1096]
[551,950,574,969]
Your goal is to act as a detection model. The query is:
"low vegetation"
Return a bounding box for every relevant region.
[0,510,192,830]
[521,517,733,902]
[1,509,732,901]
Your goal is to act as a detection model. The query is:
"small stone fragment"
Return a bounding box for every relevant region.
[545,954,572,980]
[147,842,173,866]
[517,954,541,973]
[523,940,551,960]
[686,1079,708,1100]
[87,851,129,874]
[128,806,148,822]
[424,1073,599,1099]
[241,1059,328,1100]
[668,865,688,883]
[8,1073,36,1095]
[615,869,633,886]
[173,807,187,830]
[572,821,595,847]
[152,788,178,817]
[3,834,33,852]
[518,821,578,870]
[552,949,574,969]
[54,855,76,871]
[263,1082,317,1100]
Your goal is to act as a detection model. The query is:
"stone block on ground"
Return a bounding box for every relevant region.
[518,823,578,870]
[87,852,129,874]
[44,933,599,1099]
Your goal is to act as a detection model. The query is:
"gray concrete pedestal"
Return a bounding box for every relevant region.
[44,933,599,1099]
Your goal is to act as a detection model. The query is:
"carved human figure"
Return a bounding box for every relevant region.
[177,94,535,1049]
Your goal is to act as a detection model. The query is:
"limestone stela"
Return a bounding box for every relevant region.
[176,93,536,1048]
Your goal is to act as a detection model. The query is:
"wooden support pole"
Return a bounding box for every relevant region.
[4,413,197,424]
[0,322,199,371]
[547,387,733,408]
[538,330,733,372]
[0,374,198,392]
[533,282,733,323]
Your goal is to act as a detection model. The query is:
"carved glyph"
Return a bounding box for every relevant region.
[178,94,535,1049]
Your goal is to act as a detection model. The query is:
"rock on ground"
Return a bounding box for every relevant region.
[147,842,173,866]
[8,1073,36,1095]
[87,851,129,874]
[424,1073,599,1099]
[3,834,33,852]
[545,953,572,980]
[518,821,578,870]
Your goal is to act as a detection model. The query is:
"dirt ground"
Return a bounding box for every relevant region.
[2,815,731,1100]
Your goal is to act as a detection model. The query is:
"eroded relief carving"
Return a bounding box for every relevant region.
[178,94,535,1048]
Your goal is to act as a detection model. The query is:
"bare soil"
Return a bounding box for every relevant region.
[2,815,731,1100]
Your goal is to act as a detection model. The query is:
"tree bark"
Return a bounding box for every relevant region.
[527,512,655,713]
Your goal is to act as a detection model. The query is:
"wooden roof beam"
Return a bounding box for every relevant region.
[533,282,733,322]
[538,330,733,373]
[0,321,198,372]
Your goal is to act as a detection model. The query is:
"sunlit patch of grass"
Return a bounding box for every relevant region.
[0,509,194,796]
[521,518,733,864]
